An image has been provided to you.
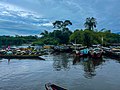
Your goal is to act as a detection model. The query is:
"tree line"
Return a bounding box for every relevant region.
[0,17,119,47]
[0,35,38,47]
[33,17,120,47]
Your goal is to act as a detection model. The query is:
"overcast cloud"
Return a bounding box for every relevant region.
[0,0,120,35]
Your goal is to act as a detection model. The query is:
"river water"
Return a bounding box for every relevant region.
[0,53,120,90]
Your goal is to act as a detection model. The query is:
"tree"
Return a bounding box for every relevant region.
[52,20,72,44]
[40,30,49,37]
[84,17,97,30]
[53,21,63,29]
[53,20,72,30]
[83,30,93,47]
[62,20,72,28]
[52,28,72,44]
[69,29,83,44]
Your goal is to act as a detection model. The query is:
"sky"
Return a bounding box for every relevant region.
[0,0,120,35]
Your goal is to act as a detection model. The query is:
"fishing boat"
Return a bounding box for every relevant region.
[45,83,67,90]
[0,55,45,60]
[80,48,89,57]
[89,48,103,58]
[75,48,89,57]
[103,47,120,58]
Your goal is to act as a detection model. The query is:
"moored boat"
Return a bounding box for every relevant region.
[75,48,89,57]
[103,47,120,58]
[89,48,103,58]
[80,48,89,57]
[45,83,67,90]
[0,55,45,60]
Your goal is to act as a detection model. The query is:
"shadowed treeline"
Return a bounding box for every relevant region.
[0,35,38,47]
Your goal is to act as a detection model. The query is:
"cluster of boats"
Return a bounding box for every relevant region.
[103,47,120,58]
[74,46,120,59]
[0,46,45,60]
[75,47,103,58]
[0,44,119,60]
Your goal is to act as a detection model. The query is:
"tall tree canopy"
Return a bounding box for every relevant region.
[84,17,97,30]
[53,20,72,29]
[52,20,72,44]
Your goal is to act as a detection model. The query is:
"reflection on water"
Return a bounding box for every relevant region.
[73,57,105,79]
[8,59,10,64]
[53,54,105,79]
[53,53,71,71]
[82,58,96,79]
[0,53,120,90]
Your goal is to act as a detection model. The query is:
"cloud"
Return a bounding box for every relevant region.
[0,0,120,35]
[0,1,53,35]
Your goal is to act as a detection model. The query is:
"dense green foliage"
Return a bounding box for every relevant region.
[70,29,120,47]
[33,28,72,45]
[32,20,72,45]
[33,29,120,47]
[33,31,59,45]
[0,35,38,47]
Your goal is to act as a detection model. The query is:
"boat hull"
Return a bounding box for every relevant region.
[45,83,67,90]
[0,55,45,60]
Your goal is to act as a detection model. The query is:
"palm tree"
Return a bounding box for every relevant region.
[84,17,97,30]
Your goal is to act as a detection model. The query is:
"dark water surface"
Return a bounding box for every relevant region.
[0,53,120,90]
